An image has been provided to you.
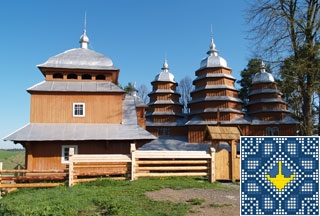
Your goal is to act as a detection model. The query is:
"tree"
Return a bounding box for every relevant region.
[279,48,320,135]
[237,58,268,108]
[123,82,150,104]
[123,82,135,94]
[247,0,320,135]
[137,84,150,104]
[177,76,194,114]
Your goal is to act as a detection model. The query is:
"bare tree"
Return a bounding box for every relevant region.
[247,0,320,135]
[137,84,150,104]
[177,76,194,114]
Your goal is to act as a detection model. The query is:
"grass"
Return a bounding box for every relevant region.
[0,149,25,170]
[0,177,234,216]
[187,198,205,205]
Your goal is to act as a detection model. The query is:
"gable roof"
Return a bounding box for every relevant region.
[3,123,156,142]
[205,126,241,141]
[27,81,125,93]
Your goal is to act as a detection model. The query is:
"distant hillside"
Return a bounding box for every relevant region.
[0,149,25,170]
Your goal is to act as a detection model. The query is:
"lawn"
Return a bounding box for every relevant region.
[0,149,25,170]
[0,177,232,216]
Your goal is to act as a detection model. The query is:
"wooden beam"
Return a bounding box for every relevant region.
[68,148,74,187]
[137,166,208,171]
[135,172,208,177]
[136,160,208,165]
[231,140,237,182]
[131,143,136,181]
[0,183,64,188]
[210,147,216,183]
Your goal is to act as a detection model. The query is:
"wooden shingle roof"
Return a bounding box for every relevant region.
[205,126,241,141]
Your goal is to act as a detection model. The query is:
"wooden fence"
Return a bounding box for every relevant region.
[67,144,218,186]
[0,143,240,193]
[0,162,66,197]
[131,144,215,181]
[68,148,131,186]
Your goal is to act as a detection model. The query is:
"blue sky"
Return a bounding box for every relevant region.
[1,0,251,149]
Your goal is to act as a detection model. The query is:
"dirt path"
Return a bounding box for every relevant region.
[145,184,240,216]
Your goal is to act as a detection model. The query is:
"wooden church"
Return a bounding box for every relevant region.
[146,38,297,143]
[4,28,156,171]
[4,26,297,172]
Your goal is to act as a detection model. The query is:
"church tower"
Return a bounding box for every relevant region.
[187,38,245,142]
[146,60,186,137]
[246,61,297,136]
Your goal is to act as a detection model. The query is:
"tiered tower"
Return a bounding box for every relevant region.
[246,61,296,135]
[146,60,186,137]
[187,38,245,142]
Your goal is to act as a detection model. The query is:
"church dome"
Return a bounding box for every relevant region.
[200,38,228,69]
[38,29,116,70]
[37,48,115,70]
[252,61,275,84]
[153,59,176,83]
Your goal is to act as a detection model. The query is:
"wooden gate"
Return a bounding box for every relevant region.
[215,149,231,180]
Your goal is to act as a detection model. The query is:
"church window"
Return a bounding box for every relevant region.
[53,73,63,79]
[82,74,92,80]
[73,103,85,117]
[158,127,170,137]
[266,127,279,136]
[61,145,78,163]
[67,74,78,79]
[96,74,105,80]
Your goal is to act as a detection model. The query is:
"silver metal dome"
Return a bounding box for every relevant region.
[37,48,115,70]
[252,61,275,84]
[153,60,176,83]
[200,38,227,69]
[38,24,115,70]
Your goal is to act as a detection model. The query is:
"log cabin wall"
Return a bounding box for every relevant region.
[195,67,232,76]
[25,140,134,171]
[136,107,146,129]
[30,93,124,123]
[192,89,239,98]
[147,126,188,137]
[246,125,297,136]
[187,125,208,143]
[42,68,120,85]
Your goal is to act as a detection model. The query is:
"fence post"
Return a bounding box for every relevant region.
[209,147,216,183]
[231,140,237,182]
[130,143,136,181]
[68,148,74,187]
[0,162,2,198]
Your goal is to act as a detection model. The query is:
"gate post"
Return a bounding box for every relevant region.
[68,148,74,187]
[0,162,2,198]
[130,143,136,181]
[231,140,237,182]
[209,147,216,183]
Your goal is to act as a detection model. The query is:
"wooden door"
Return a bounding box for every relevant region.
[214,149,231,180]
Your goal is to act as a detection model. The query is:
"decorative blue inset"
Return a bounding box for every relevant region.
[240,136,319,215]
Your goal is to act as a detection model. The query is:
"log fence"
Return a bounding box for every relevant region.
[0,143,239,194]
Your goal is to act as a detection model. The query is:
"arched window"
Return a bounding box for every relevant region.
[53,73,63,79]
[82,74,92,80]
[67,74,77,79]
[96,74,105,80]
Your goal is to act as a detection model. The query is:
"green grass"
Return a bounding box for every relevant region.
[187,198,205,205]
[0,177,234,216]
[0,149,25,170]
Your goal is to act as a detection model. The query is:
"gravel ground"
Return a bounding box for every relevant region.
[145,183,240,216]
